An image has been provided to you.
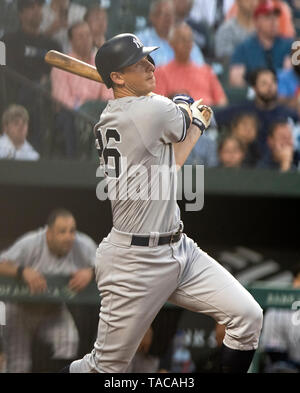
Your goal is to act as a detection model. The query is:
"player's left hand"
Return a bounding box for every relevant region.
[190,100,213,133]
[68,268,94,292]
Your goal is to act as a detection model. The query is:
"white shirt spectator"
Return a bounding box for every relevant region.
[189,0,234,27]
[40,2,86,53]
[0,134,40,161]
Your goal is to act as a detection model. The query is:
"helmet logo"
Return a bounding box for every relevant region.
[132,37,143,49]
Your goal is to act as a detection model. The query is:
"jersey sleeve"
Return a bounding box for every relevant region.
[73,232,97,268]
[131,95,187,152]
[0,232,38,267]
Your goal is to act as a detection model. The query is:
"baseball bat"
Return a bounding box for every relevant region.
[45,50,103,83]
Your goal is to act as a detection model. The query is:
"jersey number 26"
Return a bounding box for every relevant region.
[95,128,122,178]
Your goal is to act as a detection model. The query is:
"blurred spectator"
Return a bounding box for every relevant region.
[84,5,108,49]
[127,327,159,372]
[0,337,4,372]
[1,0,61,83]
[229,0,293,87]
[173,0,194,23]
[136,0,204,67]
[0,0,19,37]
[230,113,260,166]
[217,134,246,168]
[154,23,227,106]
[51,21,113,158]
[1,0,61,151]
[257,121,296,171]
[51,21,113,110]
[170,329,195,372]
[259,264,300,373]
[188,0,235,30]
[185,133,218,167]
[287,0,300,37]
[278,44,300,112]
[0,104,39,161]
[0,208,97,373]
[215,0,258,64]
[40,0,86,53]
[173,0,213,59]
[127,307,183,373]
[195,323,226,373]
[215,68,299,156]
[227,0,296,38]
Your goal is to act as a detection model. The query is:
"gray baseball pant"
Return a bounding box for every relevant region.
[4,303,79,373]
[70,227,263,373]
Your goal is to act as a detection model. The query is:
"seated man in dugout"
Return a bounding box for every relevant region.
[0,209,97,373]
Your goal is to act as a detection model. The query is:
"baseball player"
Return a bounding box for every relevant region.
[0,208,97,372]
[68,33,263,373]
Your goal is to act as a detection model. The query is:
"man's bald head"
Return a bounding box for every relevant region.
[169,22,193,63]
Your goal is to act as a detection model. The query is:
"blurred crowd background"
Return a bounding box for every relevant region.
[1,0,300,172]
[0,0,300,375]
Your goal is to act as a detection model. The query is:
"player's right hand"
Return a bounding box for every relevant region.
[190,100,213,134]
[22,267,47,294]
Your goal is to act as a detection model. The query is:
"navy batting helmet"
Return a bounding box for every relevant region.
[95,33,158,88]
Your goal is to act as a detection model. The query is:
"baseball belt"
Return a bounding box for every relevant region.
[131,222,184,247]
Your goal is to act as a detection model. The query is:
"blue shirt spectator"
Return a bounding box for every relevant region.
[135,0,204,67]
[278,68,300,99]
[229,1,293,87]
[231,34,293,73]
[216,101,298,154]
[215,68,299,156]
[185,134,218,167]
[137,26,204,67]
[216,101,298,156]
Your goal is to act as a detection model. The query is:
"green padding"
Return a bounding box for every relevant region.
[247,283,300,309]
[0,276,299,309]
[1,161,300,197]
[0,276,100,305]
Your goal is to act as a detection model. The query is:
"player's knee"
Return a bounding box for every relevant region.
[225,299,263,350]
[240,300,263,340]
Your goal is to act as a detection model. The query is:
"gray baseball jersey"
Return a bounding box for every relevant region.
[95,94,187,233]
[70,92,263,373]
[260,308,300,364]
[0,227,97,274]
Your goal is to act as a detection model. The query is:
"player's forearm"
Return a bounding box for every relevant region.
[0,261,19,277]
[173,124,201,168]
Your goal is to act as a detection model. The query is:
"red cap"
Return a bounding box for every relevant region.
[254,0,281,19]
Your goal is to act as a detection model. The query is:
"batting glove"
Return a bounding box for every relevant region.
[190,99,213,134]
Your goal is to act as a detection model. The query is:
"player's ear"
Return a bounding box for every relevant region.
[110,71,125,87]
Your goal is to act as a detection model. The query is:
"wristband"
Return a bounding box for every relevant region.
[16,266,25,281]
[192,118,206,134]
[172,94,194,105]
